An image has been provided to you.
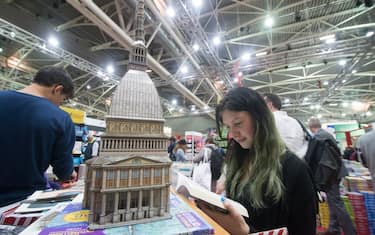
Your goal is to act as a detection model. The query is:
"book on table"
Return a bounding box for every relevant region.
[173,172,249,218]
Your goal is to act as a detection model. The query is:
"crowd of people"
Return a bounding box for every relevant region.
[1,66,373,235]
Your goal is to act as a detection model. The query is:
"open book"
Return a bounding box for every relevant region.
[174,172,249,218]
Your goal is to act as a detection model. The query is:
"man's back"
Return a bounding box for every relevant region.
[0,91,75,206]
[357,130,375,188]
[273,110,308,158]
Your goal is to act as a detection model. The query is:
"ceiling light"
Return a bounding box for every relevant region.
[310,105,314,110]
[255,51,267,57]
[106,64,114,74]
[172,99,177,105]
[204,105,209,110]
[102,76,109,81]
[181,65,188,74]
[213,36,221,46]
[0,48,3,53]
[352,69,357,74]
[320,34,335,41]
[241,53,251,61]
[323,81,329,85]
[167,7,175,17]
[366,31,374,37]
[338,59,346,66]
[342,102,349,107]
[315,104,321,109]
[179,108,184,113]
[192,0,203,8]
[329,103,338,106]
[264,15,274,27]
[325,38,336,44]
[47,36,59,47]
[9,32,15,38]
[193,43,200,51]
[191,105,196,111]
[304,97,309,101]
[145,69,152,73]
[97,71,104,77]
[341,113,346,117]
[342,79,346,83]
[238,71,243,77]
[86,85,91,89]
[366,111,372,116]
[233,78,239,83]
[317,114,322,118]
[285,98,290,103]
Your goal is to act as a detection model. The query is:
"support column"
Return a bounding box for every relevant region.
[149,190,154,217]
[116,170,120,187]
[126,191,131,220]
[150,168,154,184]
[102,170,107,189]
[88,192,95,223]
[99,194,107,224]
[137,190,143,219]
[113,192,120,222]
[128,169,132,187]
[161,168,165,185]
[140,168,143,186]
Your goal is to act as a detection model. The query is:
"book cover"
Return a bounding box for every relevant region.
[39,193,213,235]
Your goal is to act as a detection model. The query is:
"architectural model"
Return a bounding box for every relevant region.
[83,0,171,229]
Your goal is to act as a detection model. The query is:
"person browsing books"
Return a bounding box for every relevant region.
[196,87,316,235]
[0,66,77,207]
[173,139,189,162]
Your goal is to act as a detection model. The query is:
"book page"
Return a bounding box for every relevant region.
[175,172,249,217]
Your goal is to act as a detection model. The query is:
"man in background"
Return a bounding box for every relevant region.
[264,93,308,158]
[0,66,77,207]
[356,126,375,190]
[309,118,355,235]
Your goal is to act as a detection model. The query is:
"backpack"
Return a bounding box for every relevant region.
[207,146,224,180]
[297,121,342,192]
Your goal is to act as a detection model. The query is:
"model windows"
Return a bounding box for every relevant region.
[94,170,102,188]
[106,194,114,213]
[142,190,150,207]
[143,168,151,185]
[154,168,162,184]
[120,170,128,187]
[106,170,116,188]
[132,169,140,186]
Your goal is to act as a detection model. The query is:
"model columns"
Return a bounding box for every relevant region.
[99,194,107,224]
[113,192,120,222]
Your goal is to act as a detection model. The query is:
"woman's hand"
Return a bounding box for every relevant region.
[196,199,249,235]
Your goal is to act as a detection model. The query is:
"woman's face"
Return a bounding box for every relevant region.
[221,110,254,149]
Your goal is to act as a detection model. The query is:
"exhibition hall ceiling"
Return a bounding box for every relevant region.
[0,0,374,123]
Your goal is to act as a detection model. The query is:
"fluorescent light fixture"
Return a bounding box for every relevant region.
[192,0,203,8]
[213,36,221,46]
[0,48,3,53]
[317,114,322,118]
[9,32,15,38]
[341,113,346,117]
[181,65,188,74]
[315,104,321,109]
[338,59,346,66]
[179,108,184,113]
[238,71,243,77]
[366,111,372,116]
[97,71,104,77]
[86,85,91,89]
[167,7,175,17]
[241,53,251,61]
[255,51,267,57]
[47,36,59,47]
[342,79,346,83]
[366,31,374,37]
[145,69,152,73]
[285,98,290,103]
[352,69,357,74]
[106,64,114,74]
[329,103,338,106]
[323,81,329,86]
[325,38,336,44]
[191,105,196,111]
[342,102,349,107]
[233,78,239,83]
[310,105,314,110]
[320,34,335,41]
[264,15,274,27]
[204,105,209,110]
[304,97,309,101]
[172,99,177,105]
[193,43,200,51]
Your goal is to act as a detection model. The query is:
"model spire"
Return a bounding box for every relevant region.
[129,0,147,70]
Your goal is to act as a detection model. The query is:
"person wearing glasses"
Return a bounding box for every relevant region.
[0,66,77,207]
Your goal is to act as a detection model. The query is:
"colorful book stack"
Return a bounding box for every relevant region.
[318,202,330,229]
[362,191,375,235]
[345,176,373,192]
[347,192,371,235]
[341,196,355,223]
[39,193,214,235]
